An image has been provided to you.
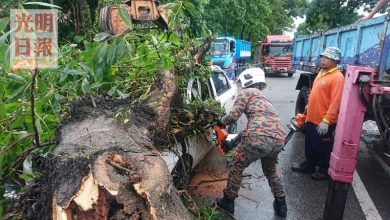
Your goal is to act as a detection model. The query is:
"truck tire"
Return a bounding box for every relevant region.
[172,154,193,190]
[295,86,309,115]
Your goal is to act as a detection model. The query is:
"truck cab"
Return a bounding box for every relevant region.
[255,35,293,77]
[211,37,251,79]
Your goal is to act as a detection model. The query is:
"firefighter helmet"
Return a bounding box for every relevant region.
[238,68,267,90]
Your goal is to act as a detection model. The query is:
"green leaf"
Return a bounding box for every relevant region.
[169,33,180,45]
[45,114,58,123]
[5,102,18,113]
[94,43,108,83]
[7,73,27,84]
[60,70,69,82]
[183,1,196,16]
[78,62,94,75]
[12,115,29,128]
[116,41,127,58]
[106,42,117,65]
[24,2,62,9]
[73,35,84,43]
[1,46,10,72]
[8,84,27,101]
[93,32,111,42]
[116,89,129,98]
[107,87,116,96]
[81,78,90,94]
[19,171,42,181]
[35,117,43,134]
[37,77,48,95]
[0,17,9,33]
[0,100,5,119]
[151,36,158,45]
[0,30,12,47]
[118,4,133,29]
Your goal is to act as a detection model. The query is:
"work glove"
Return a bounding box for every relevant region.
[316,122,329,136]
[221,140,235,153]
[214,117,225,128]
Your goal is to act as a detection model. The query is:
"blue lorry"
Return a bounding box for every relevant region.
[211,37,252,79]
[291,15,390,219]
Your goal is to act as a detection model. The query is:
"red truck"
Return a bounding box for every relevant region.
[255,35,294,77]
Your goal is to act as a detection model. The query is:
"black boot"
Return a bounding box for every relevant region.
[216,193,235,214]
[273,196,287,217]
[291,161,315,174]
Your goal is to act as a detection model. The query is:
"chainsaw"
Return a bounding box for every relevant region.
[284,113,306,145]
[211,123,237,156]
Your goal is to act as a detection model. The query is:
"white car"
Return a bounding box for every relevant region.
[161,65,238,188]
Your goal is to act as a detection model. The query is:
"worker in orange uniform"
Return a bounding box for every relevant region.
[292,47,345,180]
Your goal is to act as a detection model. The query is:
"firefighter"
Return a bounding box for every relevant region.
[291,47,344,180]
[215,68,287,217]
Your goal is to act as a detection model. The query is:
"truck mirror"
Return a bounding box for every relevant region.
[230,41,236,53]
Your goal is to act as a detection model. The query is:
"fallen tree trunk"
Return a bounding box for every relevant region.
[22,70,191,220]
[21,36,214,219]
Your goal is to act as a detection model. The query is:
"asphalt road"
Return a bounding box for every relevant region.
[191,71,390,220]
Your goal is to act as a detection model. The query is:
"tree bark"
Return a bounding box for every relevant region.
[22,70,191,220]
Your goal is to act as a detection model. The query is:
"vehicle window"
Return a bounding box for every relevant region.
[266,45,292,57]
[212,39,229,56]
[212,71,230,95]
[200,81,211,101]
[191,80,200,99]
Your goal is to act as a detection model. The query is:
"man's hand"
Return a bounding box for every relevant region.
[316,122,329,136]
[221,140,236,153]
[355,16,371,23]
[214,117,225,128]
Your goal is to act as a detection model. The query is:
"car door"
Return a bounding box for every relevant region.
[209,67,238,114]
[184,78,216,168]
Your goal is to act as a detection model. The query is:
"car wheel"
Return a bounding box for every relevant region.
[172,154,193,190]
[288,72,293,77]
[227,122,238,134]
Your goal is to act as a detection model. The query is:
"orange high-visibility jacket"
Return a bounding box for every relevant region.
[306,67,345,125]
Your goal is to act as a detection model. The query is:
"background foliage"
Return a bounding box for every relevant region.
[297,0,388,34]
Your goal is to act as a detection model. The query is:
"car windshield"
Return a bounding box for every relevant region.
[212,39,229,56]
[264,45,292,57]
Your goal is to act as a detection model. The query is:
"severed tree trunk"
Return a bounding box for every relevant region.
[22,70,191,220]
[21,40,213,219]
